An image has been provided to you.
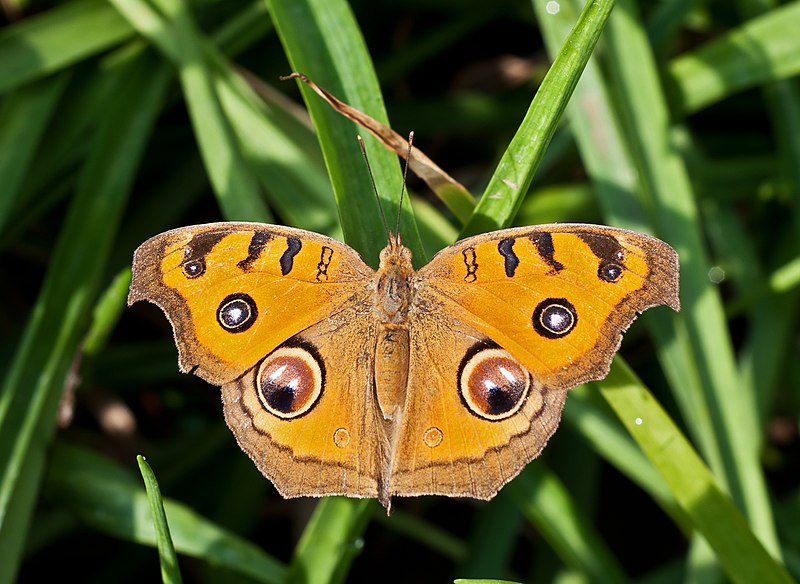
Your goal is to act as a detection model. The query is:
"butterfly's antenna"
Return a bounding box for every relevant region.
[357,135,392,241]
[395,131,413,237]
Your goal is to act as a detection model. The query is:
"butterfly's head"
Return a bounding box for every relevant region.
[380,232,413,269]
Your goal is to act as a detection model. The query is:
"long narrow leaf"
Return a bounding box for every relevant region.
[45,444,285,583]
[111,0,340,232]
[508,466,629,584]
[598,361,792,584]
[150,0,271,221]
[534,0,723,484]
[266,0,424,263]
[667,1,800,116]
[0,73,70,234]
[138,456,183,584]
[604,0,779,555]
[461,0,615,237]
[0,51,170,583]
[0,0,132,93]
[285,498,373,584]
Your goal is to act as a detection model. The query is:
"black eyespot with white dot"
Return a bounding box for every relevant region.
[217,293,258,333]
[532,298,577,339]
[182,259,205,278]
[599,261,623,282]
[181,231,228,279]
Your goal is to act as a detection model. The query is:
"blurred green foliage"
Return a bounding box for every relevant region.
[0,0,799,582]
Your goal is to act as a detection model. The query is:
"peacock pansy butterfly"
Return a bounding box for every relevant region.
[128,221,679,510]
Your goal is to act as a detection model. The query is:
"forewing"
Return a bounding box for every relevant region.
[128,222,373,385]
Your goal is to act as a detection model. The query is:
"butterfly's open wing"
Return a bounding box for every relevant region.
[389,311,567,499]
[221,303,385,500]
[128,222,373,384]
[129,222,384,498]
[415,224,679,390]
[387,224,679,499]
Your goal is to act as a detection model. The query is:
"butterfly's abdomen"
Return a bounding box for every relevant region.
[373,242,415,436]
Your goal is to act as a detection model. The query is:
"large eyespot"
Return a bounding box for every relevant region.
[256,344,324,419]
[217,293,258,333]
[532,298,577,339]
[458,345,530,421]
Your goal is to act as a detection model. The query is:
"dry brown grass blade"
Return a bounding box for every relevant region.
[282,72,475,224]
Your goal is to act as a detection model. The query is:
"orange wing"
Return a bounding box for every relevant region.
[415,224,680,391]
[389,310,567,500]
[221,303,385,500]
[128,222,373,385]
[385,225,679,500]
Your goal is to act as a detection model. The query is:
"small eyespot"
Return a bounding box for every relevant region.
[182,259,205,278]
[256,344,324,419]
[599,262,623,282]
[333,428,350,448]
[423,427,443,448]
[532,298,577,338]
[458,347,530,421]
[217,293,257,333]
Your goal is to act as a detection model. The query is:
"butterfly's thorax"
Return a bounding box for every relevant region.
[373,236,415,426]
[374,237,414,323]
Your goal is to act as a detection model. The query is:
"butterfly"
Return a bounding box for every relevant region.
[128,220,679,510]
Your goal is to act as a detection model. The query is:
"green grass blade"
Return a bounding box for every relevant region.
[0,51,170,583]
[458,493,522,577]
[137,456,183,584]
[731,0,800,278]
[460,0,615,237]
[152,0,271,221]
[667,1,800,116]
[598,360,793,584]
[111,0,270,221]
[112,0,341,231]
[0,0,132,93]
[266,0,423,263]
[45,444,285,583]
[0,73,70,235]
[508,466,629,583]
[455,580,521,584]
[563,386,688,531]
[533,1,646,231]
[83,269,133,357]
[537,0,786,573]
[211,61,339,234]
[0,47,135,243]
[286,498,373,584]
[515,183,599,226]
[604,0,779,555]
[703,200,800,428]
[535,0,724,478]
[250,4,413,577]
